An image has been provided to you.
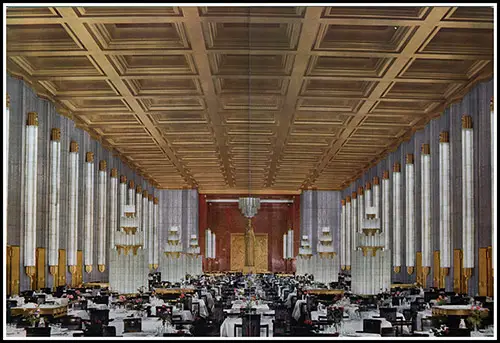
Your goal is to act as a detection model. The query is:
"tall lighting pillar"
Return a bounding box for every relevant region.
[97,160,107,273]
[382,171,390,250]
[393,163,402,273]
[48,128,61,284]
[24,112,38,288]
[345,196,351,270]
[405,154,415,275]
[340,199,346,270]
[439,132,451,288]
[84,152,95,274]
[462,116,474,293]
[421,144,431,287]
[67,141,79,284]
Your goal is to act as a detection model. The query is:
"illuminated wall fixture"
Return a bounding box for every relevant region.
[439,132,451,286]
[67,141,79,279]
[135,185,142,249]
[287,228,293,259]
[128,181,135,213]
[165,226,182,258]
[153,197,159,269]
[405,154,415,275]
[48,128,61,282]
[212,231,217,259]
[351,192,358,252]
[345,196,351,270]
[462,115,474,291]
[84,152,95,274]
[393,163,402,273]
[188,234,201,255]
[24,112,38,285]
[109,168,118,250]
[357,187,364,240]
[148,194,155,269]
[340,199,346,270]
[205,228,212,259]
[318,227,334,257]
[421,143,432,286]
[97,160,107,273]
[283,233,288,259]
[119,176,127,238]
[372,176,380,220]
[382,171,390,251]
[142,190,149,255]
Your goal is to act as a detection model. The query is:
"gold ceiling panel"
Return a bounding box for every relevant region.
[6,6,493,192]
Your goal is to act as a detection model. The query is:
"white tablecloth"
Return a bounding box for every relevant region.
[292,300,306,321]
[285,292,297,308]
[220,317,274,337]
[230,304,272,315]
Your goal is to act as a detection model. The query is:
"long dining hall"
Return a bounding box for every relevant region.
[3,3,496,340]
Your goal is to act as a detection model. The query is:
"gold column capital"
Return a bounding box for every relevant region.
[27,112,38,126]
[99,160,107,171]
[365,182,372,190]
[98,265,105,273]
[129,180,135,189]
[120,175,127,184]
[439,131,449,143]
[407,266,414,275]
[148,194,153,201]
[462,115,473,129]
[143,190,148,198]
[346,196,351,203]
[406,153,414,164]
[154,197,159,204]
[421,144,430,155]
[383,170,390,179]
[393,162,401,173]
[351,191,357,199]
[51,128,61,141]
[373,176,380,185]
[111,168,118,178]
[85,265,92,273]
[394,266,401,273]
[85,152,94,163]
[357,186,364,195]
[6,93,10,108]
[70,141,79,153]
[136,185,142,193]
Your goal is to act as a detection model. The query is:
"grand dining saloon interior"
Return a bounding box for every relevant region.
[3,3,496,339]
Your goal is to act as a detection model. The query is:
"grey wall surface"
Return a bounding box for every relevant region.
[6,75,198,291]
[342,78,493,294]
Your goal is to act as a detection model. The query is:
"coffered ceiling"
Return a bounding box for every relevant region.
[6,6,494,194]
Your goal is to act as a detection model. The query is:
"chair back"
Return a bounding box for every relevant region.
[381,327,396,336]
[62,316,83,330]
[183,295,193,312]
[363,319,381,334]
[241,313,261,337]
[379,307,397,322]
[89,308,110,325]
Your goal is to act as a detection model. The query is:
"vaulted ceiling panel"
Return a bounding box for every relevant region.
[6,5,494,192]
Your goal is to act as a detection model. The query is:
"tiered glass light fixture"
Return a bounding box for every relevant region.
[392,163,402,273]
[421,144,431,287]
[67,141,79,284]
[109,168,118,250]
[405,154,415,275]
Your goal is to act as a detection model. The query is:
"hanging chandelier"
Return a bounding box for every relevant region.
[238,197,261,218]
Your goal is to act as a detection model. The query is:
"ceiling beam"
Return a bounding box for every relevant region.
[55,7,194,187]
[301,6,452,188]
[265,7,323,188]
[182,7,234,187]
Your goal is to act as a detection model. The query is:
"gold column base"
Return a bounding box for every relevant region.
[345,265,351,271]
[25,266,36,289]
[463,267,473,293]
[341,265,345,270]
[422,266,431,288]
[440,267,449,289]
[98,264,105,273]
[394,266,401,273]
[149,264,154,271]
[49,265,58,275]
[407,266,414,275]
[85,265,92,273]
[153,264,158,269]
[69,265,77,274]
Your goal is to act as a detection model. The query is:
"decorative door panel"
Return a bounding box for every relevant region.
[230,234,245,272]
[255,234,268,273]
[7,246,12,296]
[58,249,66,287]
[36,247,46,290]
[9,246,21,295]
[230,233,269,272]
